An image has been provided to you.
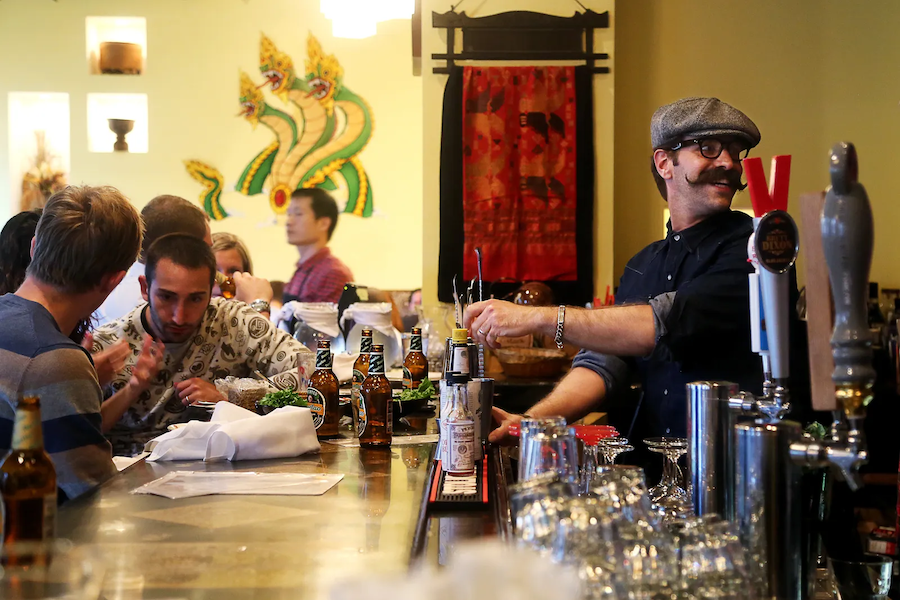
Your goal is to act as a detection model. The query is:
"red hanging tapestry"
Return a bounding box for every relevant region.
[462,66,578,283]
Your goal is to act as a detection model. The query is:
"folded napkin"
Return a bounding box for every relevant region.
[333,352,358,383]
[147,403,320,462]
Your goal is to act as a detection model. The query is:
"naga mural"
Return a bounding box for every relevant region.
[185,33,374,220]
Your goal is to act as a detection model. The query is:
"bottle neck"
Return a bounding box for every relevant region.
[361,337,374,353]
[315,348,333,370]
[368,351,385,375]
[410,333,423,352]
[12,406,44,451]
[450,383,469,414]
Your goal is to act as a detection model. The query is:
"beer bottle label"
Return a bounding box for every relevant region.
[307,386,326,429]
[447,421,475,472]
[410,334,423,352]
[369,352,385,375]
[402,366,414,390]
[352,368,365,418]
[357,396,368,437]
[12,407,43,450]
[360,335,374,353]
[316,348,333,370]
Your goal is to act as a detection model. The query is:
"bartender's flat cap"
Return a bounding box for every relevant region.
[651,97,761,150]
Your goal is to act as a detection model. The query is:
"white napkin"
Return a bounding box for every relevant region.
[340,302,396,338]
[333,352,357,383]
[274,301,340,338]
[147,403,320,462]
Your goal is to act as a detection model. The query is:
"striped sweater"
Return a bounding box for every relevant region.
[0,294,117,501]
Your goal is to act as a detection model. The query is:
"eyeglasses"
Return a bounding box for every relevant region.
[669,138,750,161]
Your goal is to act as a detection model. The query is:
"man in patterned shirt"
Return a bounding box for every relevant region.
[283,188,354,304]
[93,234,311,455]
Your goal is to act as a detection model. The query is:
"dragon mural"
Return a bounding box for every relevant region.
[185,33,374,220]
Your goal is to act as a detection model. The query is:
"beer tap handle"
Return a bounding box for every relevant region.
[822,142,876,422]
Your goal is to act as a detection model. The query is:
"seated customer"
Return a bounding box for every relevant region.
[0,185,143,501]
[0,209,41,295]
[283,188,353,304]
[92,234,310,454]
[96,194,211,325]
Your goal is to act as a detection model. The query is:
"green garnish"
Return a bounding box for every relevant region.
[804,421,826,440]
[398,378,436,402]
[258,386,308,408]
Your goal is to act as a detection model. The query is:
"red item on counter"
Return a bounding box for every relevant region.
[508,423,618,442]
[744,155,791,217]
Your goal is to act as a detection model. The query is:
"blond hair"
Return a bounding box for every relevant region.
[211,231,253,274]
[29,185,143,293]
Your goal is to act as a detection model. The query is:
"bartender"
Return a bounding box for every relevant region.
[466,97,779,467]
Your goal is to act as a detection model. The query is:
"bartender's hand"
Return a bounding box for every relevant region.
[465,299,551,349]
[488,406,524,445]
[176,378,226,406]
[232,272,274,304]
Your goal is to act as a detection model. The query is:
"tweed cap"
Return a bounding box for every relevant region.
[651,97,761,150]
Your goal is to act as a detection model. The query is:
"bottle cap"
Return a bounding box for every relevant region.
[452,328,468,343]
[362,328,373,336]
[371,344,384,353]
[411,327,421,335]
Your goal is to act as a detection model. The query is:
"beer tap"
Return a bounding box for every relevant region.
[729,155,798,423]
[789,142,873,492]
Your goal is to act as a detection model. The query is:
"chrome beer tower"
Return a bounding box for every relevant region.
[689,143,874,600]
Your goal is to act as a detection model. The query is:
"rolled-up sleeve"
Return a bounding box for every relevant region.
[571,349,630,399]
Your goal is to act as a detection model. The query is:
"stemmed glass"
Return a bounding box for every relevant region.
[597,436,633,465]
[644,437,692,520]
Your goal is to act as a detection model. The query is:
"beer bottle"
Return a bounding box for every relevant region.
[444,375,476,476]
[0,397,57,544]
[352,329,374,436]
[403,327,428,390]
[215,271,236,299]
[359,344,392,447]
[307,340,340,438]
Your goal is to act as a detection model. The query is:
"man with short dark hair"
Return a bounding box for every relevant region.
[96,194,213,325]
[467,97,779,465]
[0,185,143,500]
[283,188,354,304]
[93,234,310,454]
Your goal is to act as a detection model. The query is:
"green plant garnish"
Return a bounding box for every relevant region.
[804,421,826,440]
[259,386,308,408]
[397,377,436,402]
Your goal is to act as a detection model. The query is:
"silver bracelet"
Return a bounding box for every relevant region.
[554,305,566,349]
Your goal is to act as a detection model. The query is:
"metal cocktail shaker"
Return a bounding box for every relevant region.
[687,381,739,521]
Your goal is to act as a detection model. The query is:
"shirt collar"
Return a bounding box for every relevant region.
[668,210,743,252]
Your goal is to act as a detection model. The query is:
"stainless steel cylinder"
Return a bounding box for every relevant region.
[687,381,739,520]
[735,420,803,600]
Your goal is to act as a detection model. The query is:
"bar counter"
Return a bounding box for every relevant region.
[57,416,510,599]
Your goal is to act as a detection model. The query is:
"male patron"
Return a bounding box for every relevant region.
[0,185,143,500]
[93,234,309,454]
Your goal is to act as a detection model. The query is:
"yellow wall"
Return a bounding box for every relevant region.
[0,0,423,289]
[614,0,900,290]
[421,0,617,311]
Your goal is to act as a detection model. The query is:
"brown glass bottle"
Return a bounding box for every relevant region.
[215,271,236,299]
[359,344,392,447]
[352,328,374,435]
[1,397,57,544]
[403,327,428,390]
[307,340,340,438]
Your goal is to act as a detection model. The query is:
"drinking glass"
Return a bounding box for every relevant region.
[518,417,567,481]
[0,540,105,600]
[645,436,692,520]
[829,556,893,600]
[520,425,578,484]
[671,515,749,599]
[597,436,634,465]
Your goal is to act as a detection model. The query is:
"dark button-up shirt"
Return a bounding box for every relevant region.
[573,210,765,443]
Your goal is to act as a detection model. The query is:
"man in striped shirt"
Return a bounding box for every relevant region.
[0,186,143,501]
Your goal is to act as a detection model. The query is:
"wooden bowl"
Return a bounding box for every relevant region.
[493,347,568,379]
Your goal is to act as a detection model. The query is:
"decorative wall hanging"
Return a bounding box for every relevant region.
[185,33,375,221]
[20,131,67,212]
[436,10,606,306]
